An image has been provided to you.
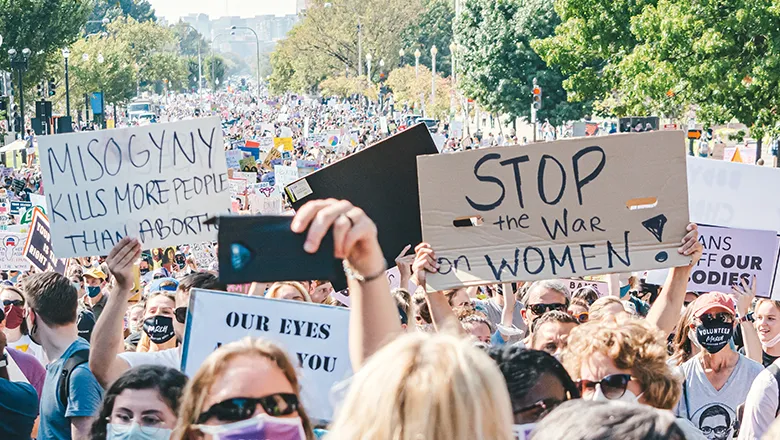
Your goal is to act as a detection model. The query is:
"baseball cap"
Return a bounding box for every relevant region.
[83,267,107,280]
[692,292,735,318]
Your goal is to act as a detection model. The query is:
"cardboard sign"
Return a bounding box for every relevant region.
[228,178,248,197]
[688,225,778,297]
[417,131,691,290]
[0,232,29,271]
[224,149,242,170]
[23,209,67,273]
[274,137,294,152]
[38,117,231,258]
[560,278,609,297]
[181,289,352,421]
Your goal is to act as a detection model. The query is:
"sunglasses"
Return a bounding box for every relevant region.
[570,311,589,323]
[2,299,23,307]
[700,312,734,324]
[196,393,299,424]
[576,374,635,400]
[528,303,567,316]
[174,307,187,324]
[514,397,566,422]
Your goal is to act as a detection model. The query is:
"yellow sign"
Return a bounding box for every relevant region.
[274,137,294,152]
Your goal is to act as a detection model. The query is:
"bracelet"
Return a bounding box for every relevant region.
[739,312,755,323]
[343,259,387,283]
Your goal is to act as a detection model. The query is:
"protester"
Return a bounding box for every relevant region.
[23,272,103,439]
[588,296,632,321]
[0,312,40,439]
[1,285,46,363]
[81,266,109,321]
[519,280,571,343]
[567,297,590,324]
[529,311,579,356]
[309,280,334,304]
[669,303,700,366]
[136,292,178,353]
[90,365,187,440]
[266,281,312,302]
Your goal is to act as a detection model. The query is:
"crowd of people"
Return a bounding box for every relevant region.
[3,82,780,440]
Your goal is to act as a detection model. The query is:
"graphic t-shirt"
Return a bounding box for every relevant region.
[9,334,48,365]
[674,354,763,439]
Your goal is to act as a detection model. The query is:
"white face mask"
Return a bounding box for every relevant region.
[106,423,172,440]
[762,330,780,349]
[589,383,643,403]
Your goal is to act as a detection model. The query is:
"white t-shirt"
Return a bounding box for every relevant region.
[9,334,48,365]
[118,347,181,370]
[674,354,763,438]
[738,361,779,440]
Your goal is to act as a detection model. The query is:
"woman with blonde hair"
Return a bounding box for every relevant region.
[265,282,312,302]
[326,332,513,440]
[669,303,699,366]
[173,337,314,440]
[588,296,632,322]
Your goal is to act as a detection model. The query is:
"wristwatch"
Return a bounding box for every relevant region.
[0,353,7,369]
[739,312,755,323]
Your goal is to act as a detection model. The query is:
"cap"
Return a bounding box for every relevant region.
[692,292,735,318]
[83,267,107,280]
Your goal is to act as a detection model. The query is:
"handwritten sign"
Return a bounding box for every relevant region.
[23,208,67,273]
[274,137,294,152]
[417,131,691,290]
[190,242,216,269]
[224,149,242,170]
[0,232,29,271]
[251,184,282,215]
[38,117,231,257]
[274,165,299,192]
[182,289,351,421]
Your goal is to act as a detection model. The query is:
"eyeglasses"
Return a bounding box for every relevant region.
[2,299,23,307]
[575,374,635,399]
[701,426,728,436]
[196,393,299,424]
[700,312,734,324]
[174,307,187,324]
[528,303,568,316]
[570,311,589,323]
[514,397,566,422]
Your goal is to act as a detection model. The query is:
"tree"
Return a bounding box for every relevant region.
[456,0,587,126]
[67,35,137,111]
[320,75,378,100]
[386,65,456,119]
[88,0,156,33]
[172,21,208,58]
[400,0,454,77]
[205,55,226,90]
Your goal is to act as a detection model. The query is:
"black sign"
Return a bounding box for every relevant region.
[11,179,25,193]
[10,201,32,215]
[24,211,66,274]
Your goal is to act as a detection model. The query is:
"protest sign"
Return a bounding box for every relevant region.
[687,225,778,297]
[181,288,352,421]
[275,165,299,192]
[38,117,231,257]
[29,193,46,211]
[252,183,283,215]
[224,149,242,170]
[190,242,216,269]
[0,232,29,270]
[417,131,691,290]
[233,171,257,184]
[23,208,67,273]
[326,130,341,149]
[239,155,257,172]
[451,120,464,139]
[10,201,32,215]
[724,146,756,164]
[560,278,609,297]
[386,267,417,292]
[262,148,282,171]
[274,137,294,152]
[379,117,389,134]
[228,178,248,197]
[279,127,293,138]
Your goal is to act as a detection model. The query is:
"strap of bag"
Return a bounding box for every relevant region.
[57,349,90,408]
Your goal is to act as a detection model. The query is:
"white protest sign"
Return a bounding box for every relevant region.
[29,193,47,211]
[0,233,30,271]
[279,126,293,138]
[190,242,216,269]
[513,423,536,440]
[379,117,389,134]
[385,267,417,292]
[233,171,257,184]
[39,117,230,258]
[253,184,283,215]
[228,178,247,197]
[417,131,691,290]
[432,134,446,152]
[275,165,299,192]
[688,225,779,297]
[559,278,609,297]
[182,289,352,421]
[225,149,242,170]
[451,120,464,139]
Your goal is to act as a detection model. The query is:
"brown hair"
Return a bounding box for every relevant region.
[22,272,78,326]
[173,337,314,440]
[669,302,697,366]
[413,291,432,324]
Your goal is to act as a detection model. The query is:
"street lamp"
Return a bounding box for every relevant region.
[96,52,105,128]
[414,48,421,78]
[398,48,404,67]
[366,53,372,83]
[8,47,31,136]
[62,48,71,119]
[431,45,438,108]
[230,26,261,99]
[449,42,457,82]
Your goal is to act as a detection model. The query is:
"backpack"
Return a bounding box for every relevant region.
[57,349,90,407]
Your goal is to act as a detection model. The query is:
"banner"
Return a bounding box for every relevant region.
[23,208,67,273]
[38,117,231,257]
[0,232,29,271]
[181,289,352,421]
[417,131,691,290]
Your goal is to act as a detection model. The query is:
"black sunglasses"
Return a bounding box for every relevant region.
[576,374,634,400]
[2,299,23,307]
[528,303,567,316]
[514,397,566,421]
[700,312,734,324]
[196,393,299,424]
[174,307,187,324]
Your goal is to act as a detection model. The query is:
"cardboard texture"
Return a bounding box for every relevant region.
[417,131,691,290]
[285,123,439,290]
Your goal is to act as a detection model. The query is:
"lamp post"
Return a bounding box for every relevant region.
[62,48,71,119]
[97,52,105,128]
[414,48,421,78]
[230,26,261,99]
[431,45,438,109]
[8,47,31,136]
[449,42,456,82]
[366,53,372,83]
[398,49,404,68]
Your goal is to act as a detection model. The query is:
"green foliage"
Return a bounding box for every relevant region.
[400,0,454,77]
[88,0,156,33]
[320,75,377,100]
[456,0,587,125]
[386,65,456,119]
[67,35,137,108]
[205,55,226,90]
[172,21,208,58]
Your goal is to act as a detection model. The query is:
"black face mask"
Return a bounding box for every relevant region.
[142,315,176,344]
[695,321,734,354]
[139,267,150,276]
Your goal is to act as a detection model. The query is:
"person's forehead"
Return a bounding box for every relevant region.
[515,373,567,407]
[0,289,20,301]
[148,295,174,308]
[537,321,575,339]
[530,287,566,303]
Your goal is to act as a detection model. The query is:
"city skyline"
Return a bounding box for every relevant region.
[148,0,297,21]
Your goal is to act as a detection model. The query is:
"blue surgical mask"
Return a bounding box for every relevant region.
[106,423,172,440]
[87,285,101,298]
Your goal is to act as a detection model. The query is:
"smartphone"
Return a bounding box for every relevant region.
[208,216,342,285]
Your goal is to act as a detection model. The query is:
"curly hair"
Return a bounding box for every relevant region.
[90,365,187,439]
[562,318,681,410]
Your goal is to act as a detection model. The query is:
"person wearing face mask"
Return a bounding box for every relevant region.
[89,365,187,440]
[1,286,47,364]
[673,292,763,439]
[81,267,109,322]
[136,293,177,353]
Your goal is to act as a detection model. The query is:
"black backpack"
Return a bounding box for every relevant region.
[57,349,90,407]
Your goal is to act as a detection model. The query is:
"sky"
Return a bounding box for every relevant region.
[148,0,297,21]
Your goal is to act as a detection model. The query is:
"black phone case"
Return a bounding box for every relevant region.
[211,215,342,284]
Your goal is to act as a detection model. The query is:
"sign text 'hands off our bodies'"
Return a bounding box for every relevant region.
[39,118,231,258]
[417,131,691,291]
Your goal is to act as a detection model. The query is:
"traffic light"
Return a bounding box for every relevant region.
[48,78,56,97]
[532,85,542,110]
[36,82,44,98]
